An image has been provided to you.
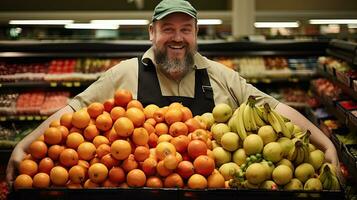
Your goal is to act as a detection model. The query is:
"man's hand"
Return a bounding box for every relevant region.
[6,146,26,187]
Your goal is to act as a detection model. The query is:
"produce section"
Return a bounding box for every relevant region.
[2,40,356,199]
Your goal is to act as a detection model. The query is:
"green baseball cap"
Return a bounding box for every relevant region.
[152,0,197,21]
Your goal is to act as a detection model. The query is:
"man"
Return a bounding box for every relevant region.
[7,0,339,185]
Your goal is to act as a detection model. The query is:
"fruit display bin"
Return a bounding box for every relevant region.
[8,187,345,200]
[341,144,357,179]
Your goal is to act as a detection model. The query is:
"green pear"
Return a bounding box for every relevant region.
[284,178,303,190]
[304,178,323,191]
[272,165,293,185]
[245,163,267,185]
[211,123,230,144]
[309,149,325,170]
[221,132,239,151]
[243,134,263,155]
[258,125,277,145]
[294,163,315,183]
[212,147,231,166]
[212,103,232,123]
[232,148,246,166]
[219,162,240,181]
[263,142,283,163]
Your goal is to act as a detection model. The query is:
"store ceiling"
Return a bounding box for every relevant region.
[0,0,356,23]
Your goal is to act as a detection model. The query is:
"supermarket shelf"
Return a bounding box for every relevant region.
[318,69,357,102]
[245,73,316,84]
[0,115,48,122]
[0,80,93,89]
[327,39,357,66]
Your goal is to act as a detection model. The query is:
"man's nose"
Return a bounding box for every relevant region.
[172,31,183,42]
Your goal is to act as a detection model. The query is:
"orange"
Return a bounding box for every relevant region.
[32,172,50,188]
[146,176,163,188]
[88,163,108,184]
[141,158,157,176]
[14,174,33,189]
[164,173,184,188]
[69,126,82,134]
[163,154,178,170]
[100,153,119,169]
[60,113,73,129]
[102,179,118,187]
[170,135,190,154]
[133,146,150,162]
[108,167,125,184]
[144,104,160,119]
[19,159,38,177]
[38,157,54,174]
[155,141,176,160]
[157,134,173,143]
[78,160,90,170]
[77,142,96,161]
[90,157,100,165]
[177,160,194,179]
[67,182,83,189]
[110,106,126,121]
[187,174,207,189]
[125,107,145,127]
[95,113,113,131]
[66,132,84,149]
[132,127,149,146]
[207,170,225,188]
[59,148,79,167]
[126,99,144,110]
[164,108,183,125]
[143,122,155,135]
[181,106,193,122]
[96,143,111,158]
[185,118,202,133]
[111,139,131,160]
[153,108,166,123]
[47,145,64,161]
[50,166,69,186]
[87,102,104,118]
[83,179,99,188]
[92,135,110,148]
[58,125,69,143]
[71,109,91,129]
[44,127,62,145]
[190,129,209,143]
[103,98,115,113]
[145,118,157,126]
[156,160,173,177]
[193,155,215,177]
[114,89,132,107]
[113,117,134,137]
[36,135,44,142]
[187,140,208,159]
[83,124,100,141]
[69,165,86,184]
[148,133,158,148]
[29,140,47,159]
[121,154,138,172]
[126,169,146,187]
[104,128,119,143]
[168,102,184,110]
[155,123,169,136]
[49,120,61,127]
[169,122,188,137]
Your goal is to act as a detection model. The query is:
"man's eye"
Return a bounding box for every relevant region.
[182,29,192,33]
[163,28,173,33]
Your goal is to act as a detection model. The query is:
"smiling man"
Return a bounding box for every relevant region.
[7,0,340,186]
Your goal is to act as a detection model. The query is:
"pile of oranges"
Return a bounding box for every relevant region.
[14,89,227,189]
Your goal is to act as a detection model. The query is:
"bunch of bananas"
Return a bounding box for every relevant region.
[231,96,267,141]
[287,138,310,166]
[318,163,340,190]
[263,103,292,139]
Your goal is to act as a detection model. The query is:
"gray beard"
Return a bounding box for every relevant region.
[154,46,195,81]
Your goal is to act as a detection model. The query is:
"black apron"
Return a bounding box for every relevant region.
[137,57,215,116]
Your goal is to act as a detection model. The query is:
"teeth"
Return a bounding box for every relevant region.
[169,45,184,49]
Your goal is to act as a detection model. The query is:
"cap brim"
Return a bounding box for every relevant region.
[154,8,196,21]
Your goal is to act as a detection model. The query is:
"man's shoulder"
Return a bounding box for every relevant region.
[111,57,139,70]
[204,57,237,74]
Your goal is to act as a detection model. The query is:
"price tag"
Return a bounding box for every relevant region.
[74,82,81,87]
[50,82,57,87]
[19,116,26,121]
[0,117,6,121]
[27,116,34,120]
[35,116,41,120]
[64,82,73,87]
[262,78,271,83]
[42,116,48,120]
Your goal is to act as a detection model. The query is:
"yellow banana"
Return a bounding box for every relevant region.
[270,110,291,138]
[252,107,266,127]
[287,144,298,161]
[294,147,305,166]
[257,106,268,123]
[243,104,252,132]
[249,105,258,131]
[329,176,340,190]
[302,145,310,163]
[236,103,247,140]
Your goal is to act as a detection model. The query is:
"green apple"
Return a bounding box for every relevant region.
[245,163,267,185]
[257,125,277,145]
[272,165,293,185]
[309,150,325,170]
[243,134,263,155]
[284,178,303,190]
[211,123,230,144]
[294,163,315,183]
[221,132,239,152]
[200,112,215,129]
[232,148,246,166]
[212,103,232,123]
[263,142,283,163]
[212,147,231,166]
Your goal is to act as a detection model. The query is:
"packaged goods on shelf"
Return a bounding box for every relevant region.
[0,93,18,115]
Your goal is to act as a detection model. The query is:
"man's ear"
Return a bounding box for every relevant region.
[149,24,154,41]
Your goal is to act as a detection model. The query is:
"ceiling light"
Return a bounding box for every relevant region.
[197,19,222,25]
[309,19,357,24]
[254,22,299,28]
[9,20,74,25]
[65,23,119,30]
[90,20,149,25]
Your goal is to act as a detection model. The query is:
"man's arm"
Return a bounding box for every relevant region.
[274,102,339,167]
[6,105,74,186]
